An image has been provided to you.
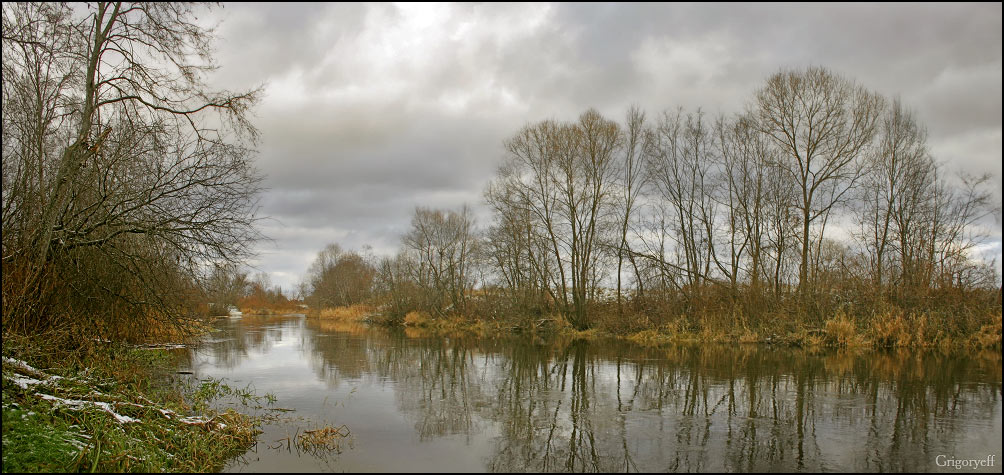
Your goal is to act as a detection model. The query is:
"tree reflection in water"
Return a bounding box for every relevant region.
[191,317,1002,472]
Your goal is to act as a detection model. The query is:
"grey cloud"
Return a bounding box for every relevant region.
[203,2,1000,290]
[210,3,367,89]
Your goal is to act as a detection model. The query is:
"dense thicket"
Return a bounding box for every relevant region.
[2,3,263,344]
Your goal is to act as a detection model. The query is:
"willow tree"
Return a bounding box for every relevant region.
[2,3,263,339]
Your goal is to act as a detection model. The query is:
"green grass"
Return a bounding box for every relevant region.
[2,344,270,473]
[2,403,83,472]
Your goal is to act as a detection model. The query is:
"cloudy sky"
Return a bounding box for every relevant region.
[200,3,1001,292]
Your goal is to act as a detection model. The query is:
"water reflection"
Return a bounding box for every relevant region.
[189,314,305,371]
[187,316,1002,472]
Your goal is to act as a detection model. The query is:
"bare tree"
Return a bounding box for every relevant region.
[646,108,718,301]
[402,206,479,316]
[753,66,883,296]
[486,109,620,329]
[484,182,555,313]
[712,114,777,302]
[374,252,421,320]
[567,109,621,327]
[613,106,648,312]
[205,262,249,313]
[858,98,931,294]
[924,171,997,292]
[761,149,799,298]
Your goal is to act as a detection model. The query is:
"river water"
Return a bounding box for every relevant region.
[176,314,1002,472]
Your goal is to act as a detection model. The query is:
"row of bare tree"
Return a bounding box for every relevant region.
[2,3,263,341]
[310,66,997,330]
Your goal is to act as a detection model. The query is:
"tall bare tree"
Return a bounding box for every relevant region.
[646,108,718,301]
[484,182,555,313]
[613,106,648,312]
[712,114,777,302]
[487,109,620,329]
[858,98,931,294]
[753,66,884,296]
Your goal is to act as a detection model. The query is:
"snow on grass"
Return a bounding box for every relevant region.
[10,375,46,389]
[4,357,65,388]
[38,393,140,424]
[3,356,41,374]
[134,343,188,350]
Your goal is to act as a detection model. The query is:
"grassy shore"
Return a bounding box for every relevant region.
[306,304,1002,351]
[1,335,269,473]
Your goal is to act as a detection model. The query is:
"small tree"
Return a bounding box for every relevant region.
[304,243,377,309]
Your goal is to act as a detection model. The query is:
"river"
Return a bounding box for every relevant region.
[175,314,1002,472]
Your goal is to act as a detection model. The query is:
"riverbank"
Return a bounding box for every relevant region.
[307,304,1002,351]
[1,335,267,472]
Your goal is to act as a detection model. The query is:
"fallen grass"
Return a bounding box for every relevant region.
[823,311,866,348]
[297,424,351,455]
[2,340,269,473]
[971,313,1003,349]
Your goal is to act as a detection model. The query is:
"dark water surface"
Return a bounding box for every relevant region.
[178,314,1002,472]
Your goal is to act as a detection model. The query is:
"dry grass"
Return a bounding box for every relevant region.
[312,319,370,335]
[625,329,668,347]
[314,305,377,321]
[971,314,1002,349]
[403,310,432,327]
[738,330,761,344]
[560,327,603,341]
[798,331,826,348]
[869,311,911,347]
[354,297,1000,351]
[824,311,866,347]
[139,316,213,344]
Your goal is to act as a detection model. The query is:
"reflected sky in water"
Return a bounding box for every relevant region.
[180,315,1002,473]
